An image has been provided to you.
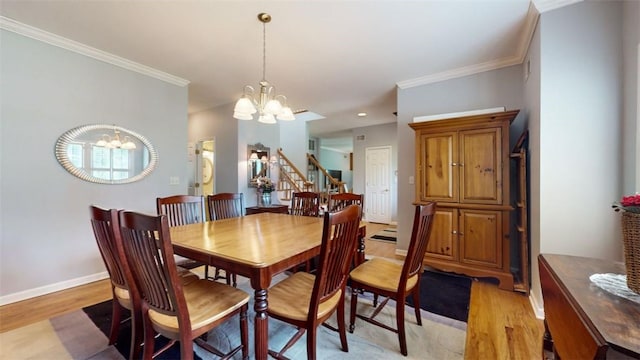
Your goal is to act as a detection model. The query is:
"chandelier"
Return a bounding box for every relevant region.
[233,13,295,124]
[96,128,137,150]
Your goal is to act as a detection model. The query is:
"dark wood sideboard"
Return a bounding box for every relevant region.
[245,204,289,215]
[539,254,640,359]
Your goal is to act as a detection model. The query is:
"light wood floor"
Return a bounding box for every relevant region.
[0,221,543,359]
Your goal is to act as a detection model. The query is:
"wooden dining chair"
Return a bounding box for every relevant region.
[288,191,322,272]
[118,210,250,360]
[207,192,244,220]
[327,193,363,213]
[348,202,436,356]
[206,192,244,286]
[89,205,143,360]
[156,195,213,280]
[267,204,362,360]
[90,205,200,360]
[290,191,321,217]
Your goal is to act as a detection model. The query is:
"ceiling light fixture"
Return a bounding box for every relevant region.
[357,112,367,117]
[96,127,136,150]
[233,13,295,124]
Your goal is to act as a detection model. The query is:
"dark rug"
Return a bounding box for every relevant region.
[370,227,397,242]
[83,301,201,359]
[406,269,472,322]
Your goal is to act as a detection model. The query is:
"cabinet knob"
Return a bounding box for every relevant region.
[452,230,457,234]
[451,162,458,166]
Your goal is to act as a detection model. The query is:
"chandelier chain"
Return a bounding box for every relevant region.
[262,21,267,81]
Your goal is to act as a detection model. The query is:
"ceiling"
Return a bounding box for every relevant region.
[0,0,572,146]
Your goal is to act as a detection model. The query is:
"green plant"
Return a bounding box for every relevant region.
[612,193,640,214]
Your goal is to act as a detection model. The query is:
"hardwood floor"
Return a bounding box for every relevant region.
[0,221,543,359]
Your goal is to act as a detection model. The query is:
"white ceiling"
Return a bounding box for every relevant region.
[0,0,572,145]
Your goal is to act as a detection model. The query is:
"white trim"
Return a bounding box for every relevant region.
[533,0,582,13]
[0,271,109,306]
[0,16,189,87]
[397,56,521,89]
[529,292,545,320]
[516,3,541,64]
[413,107,506,123]
[395,249,408,257]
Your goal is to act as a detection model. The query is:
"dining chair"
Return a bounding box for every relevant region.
[118,210,250,360]
[327,193,363,213]
[267,204,362,360]
[156,195,213,280]
[90,205,200,360]
[348,202,436,356]
[289,191,322,272]
[89,205,143,360]
[290,191,321,217]
[207,192,244,220]
[206,192,244,286]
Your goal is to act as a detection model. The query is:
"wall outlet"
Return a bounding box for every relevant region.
[409,176,414,185]
[170,176,180,185]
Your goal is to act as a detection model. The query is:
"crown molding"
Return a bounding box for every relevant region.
[533,0,583,13]
[397,2,540,89]
[0,16,190,87]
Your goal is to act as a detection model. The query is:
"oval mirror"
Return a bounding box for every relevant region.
[54,124,158,184]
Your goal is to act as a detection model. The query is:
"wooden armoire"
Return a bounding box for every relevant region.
[409,109,519,290]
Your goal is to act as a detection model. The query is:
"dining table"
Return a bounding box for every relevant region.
[169,212,366,360]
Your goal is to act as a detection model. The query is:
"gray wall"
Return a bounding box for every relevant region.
[397,65,525,252]
[318,147,352,191]
[0,30,188,301]
[622,0,639,194]
[527,1,626,313]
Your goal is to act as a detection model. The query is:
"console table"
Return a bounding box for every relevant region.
[246,204,289,215]
[539,254,640,359]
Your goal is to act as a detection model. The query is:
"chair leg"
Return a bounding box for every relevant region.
[180,332,194,360]
[108,296,121,345]
[396,299,407,356]
[306,326,317,360]
[130,304,143,360]
[240,305,249,360]
[337,293,349,352]
[411,289,422,326]
[204,266,210,280]
[349,288,358,333]
[142,311,156,360]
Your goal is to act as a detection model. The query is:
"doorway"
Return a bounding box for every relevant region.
[365,146,392,223]
[195,140,215,196]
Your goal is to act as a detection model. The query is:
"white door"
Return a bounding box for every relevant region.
[365,146,392,223]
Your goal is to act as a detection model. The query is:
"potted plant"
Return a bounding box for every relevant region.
[613,193,640,293]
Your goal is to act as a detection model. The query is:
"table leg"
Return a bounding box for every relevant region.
[355,226,366,267]
[254,288,269,360]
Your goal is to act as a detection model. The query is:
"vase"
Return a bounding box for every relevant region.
[622,212,640,293]
[258,192,272,207]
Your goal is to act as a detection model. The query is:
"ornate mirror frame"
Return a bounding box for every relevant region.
[54,124,158,184]
[247,143,270,187]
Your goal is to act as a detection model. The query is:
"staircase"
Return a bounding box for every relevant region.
[275,148,315,202]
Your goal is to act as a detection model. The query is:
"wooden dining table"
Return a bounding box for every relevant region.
[169,212,366,360]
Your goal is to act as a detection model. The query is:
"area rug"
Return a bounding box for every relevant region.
[370,227,397,242]
[0,275,466,359]
[406,269,472,323]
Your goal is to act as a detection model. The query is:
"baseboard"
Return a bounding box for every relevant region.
[529,292,545,320]
[0,271,109,306]
[395,249,407,257]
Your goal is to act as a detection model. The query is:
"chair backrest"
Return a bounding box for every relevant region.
[327,193,363,213]
[290,191,320,217]
[400,203,436,289]
[156,195,206,226]
[119,211,188,322]
[89,206,128,291]
[310,204,362,319]
[207,193,244,220]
